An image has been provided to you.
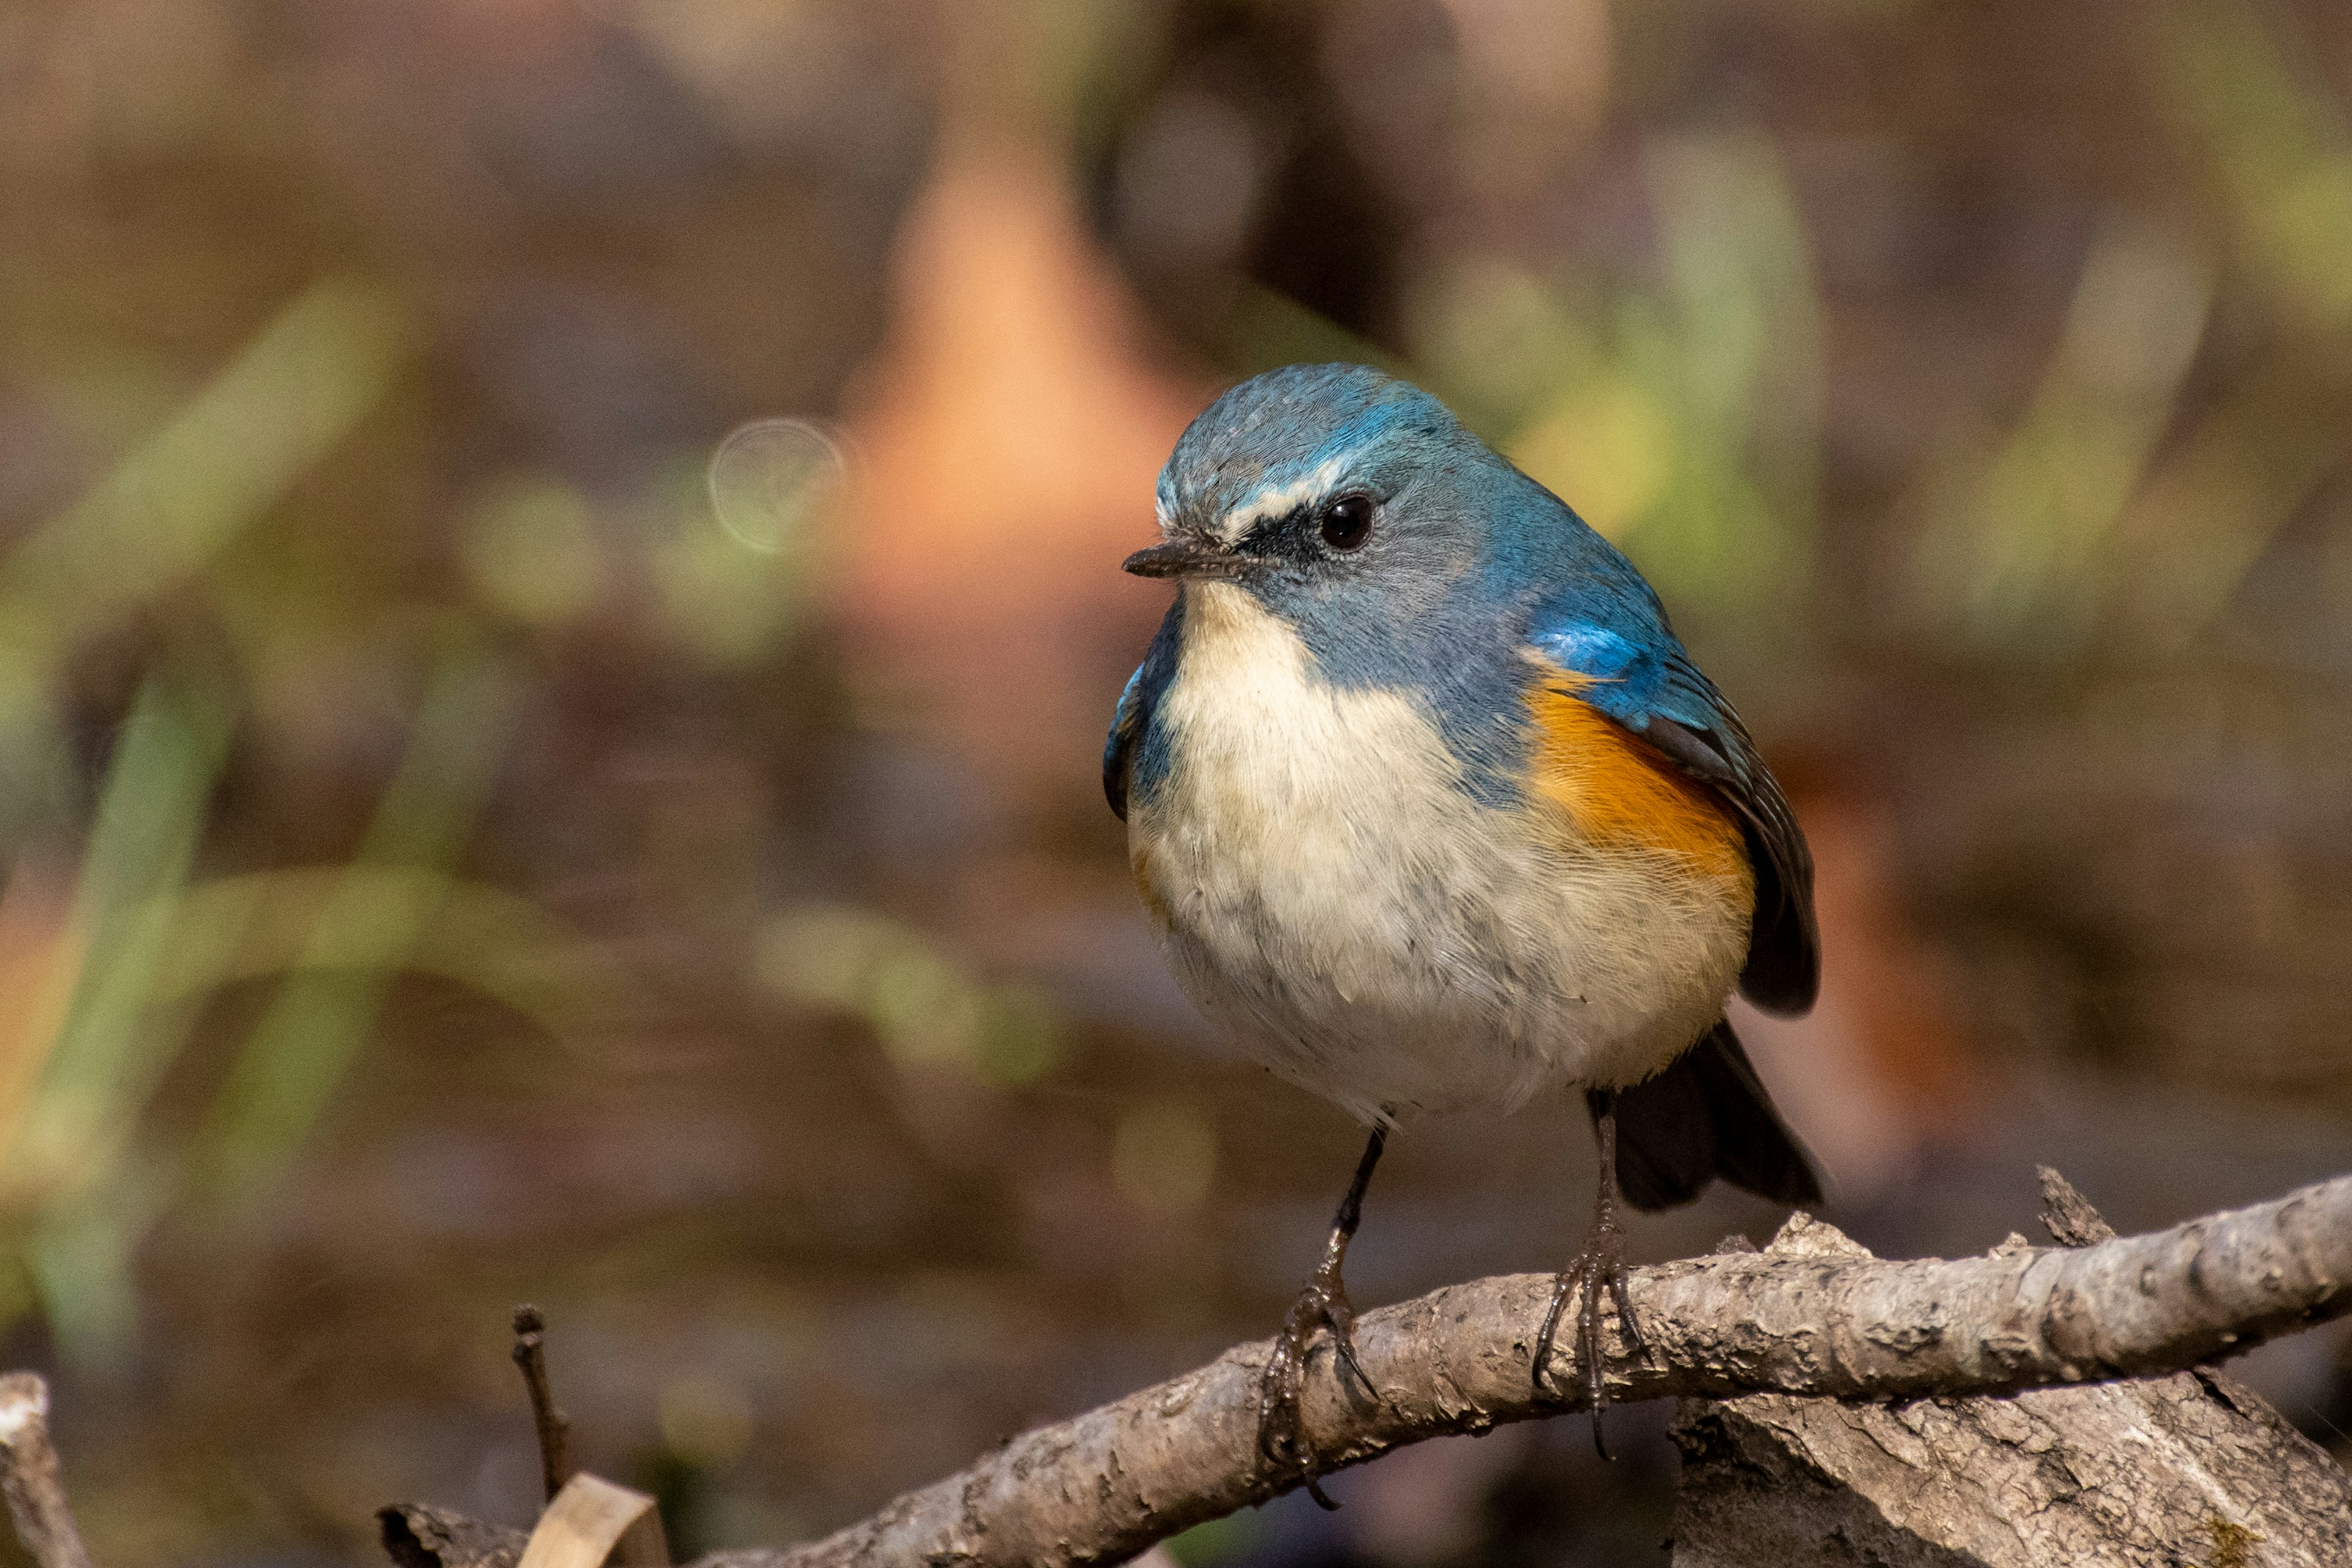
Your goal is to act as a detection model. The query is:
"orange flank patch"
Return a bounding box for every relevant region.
[1523,681,1753,889]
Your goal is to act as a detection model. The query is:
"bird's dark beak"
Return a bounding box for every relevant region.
[1122,538,1243,579]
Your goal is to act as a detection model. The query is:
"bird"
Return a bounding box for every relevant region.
[1103,363,1822,1499]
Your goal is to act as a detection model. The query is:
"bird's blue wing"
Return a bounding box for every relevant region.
[1104,603,1183,821]
[1526,617,1819,1016]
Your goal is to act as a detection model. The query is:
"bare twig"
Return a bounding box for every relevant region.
[511,1306,571,1504]
[0,1374,93,1568]
[393,1174,2352,1568]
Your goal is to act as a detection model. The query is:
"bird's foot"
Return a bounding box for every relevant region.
[1257,1263,1374,1509]
[1533,1193,1650,1458]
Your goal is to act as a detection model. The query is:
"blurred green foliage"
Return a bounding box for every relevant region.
[0,274,841,1365]
[756,905,1061,1087]
[1418,132,1822,628]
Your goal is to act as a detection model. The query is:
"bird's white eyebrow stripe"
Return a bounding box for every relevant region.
[1214,452,1359,545]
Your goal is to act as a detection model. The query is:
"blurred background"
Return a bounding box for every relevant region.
[3,0,2352,1562]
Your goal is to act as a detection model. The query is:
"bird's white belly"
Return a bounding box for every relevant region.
[1128,583,1746,1123]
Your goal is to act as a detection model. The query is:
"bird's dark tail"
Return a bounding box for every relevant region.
[1588,1018,1822,1212]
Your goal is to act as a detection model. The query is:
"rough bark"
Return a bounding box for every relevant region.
[0,1374,94,1568]
[383,1172,2352,1568]
[1668,1177,2352,1566]
[380,1504,526,1568]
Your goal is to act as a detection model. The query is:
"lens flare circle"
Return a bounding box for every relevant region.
[707,417,845,555]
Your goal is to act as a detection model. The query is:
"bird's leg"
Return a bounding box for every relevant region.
[1258,1125,1385,1509]
[1533,1091,1651,1458]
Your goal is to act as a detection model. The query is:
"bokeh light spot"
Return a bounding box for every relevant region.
[707,418,845,557]
[974,986,1060,1085]
[459,473,609,627]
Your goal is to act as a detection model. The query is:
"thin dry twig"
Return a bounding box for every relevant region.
[0,1373,93,1568]
[511,1305,572,1504]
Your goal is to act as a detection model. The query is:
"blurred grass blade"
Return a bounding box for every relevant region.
[0,277,410,699]
[1638,132,1820,620]
[148,865,623,1039]
[1649,134,1820,467]
[4,677,232,1198]
[1909,217,2211,649]
[0,858,81,1188]
[200,637,520,1196]
[2108,368,2345,641]
[24,1150,172,1371]
[2,676,233,1366]
[1507,132,1820,628]
[2154,0,2352,336]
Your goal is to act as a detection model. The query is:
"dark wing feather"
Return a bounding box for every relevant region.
[1104,679,1142,821]
[1104,603,1183,821]
[1640,695,1819,1014]
[1594,1017,1822,1210]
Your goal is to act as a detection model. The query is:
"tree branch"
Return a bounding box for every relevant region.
[0,1374,94,1568]
[385,1172,2352,1568]
[1670,1173,2352,1564]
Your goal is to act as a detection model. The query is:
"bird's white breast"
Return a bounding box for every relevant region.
[1129,582,1747,1123]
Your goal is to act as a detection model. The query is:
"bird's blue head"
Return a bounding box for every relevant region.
[1125,364,1655,687]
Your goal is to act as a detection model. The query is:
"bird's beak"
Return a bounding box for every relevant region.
[1122,538,1243,579]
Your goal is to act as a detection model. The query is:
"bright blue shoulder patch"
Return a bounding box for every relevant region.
[1525,624,1670,731]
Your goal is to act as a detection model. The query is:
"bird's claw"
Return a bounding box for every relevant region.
[1532,1197,1649,1458]
[1257,1268,1375,1508]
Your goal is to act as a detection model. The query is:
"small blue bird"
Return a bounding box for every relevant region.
[1104,364,1821,1494]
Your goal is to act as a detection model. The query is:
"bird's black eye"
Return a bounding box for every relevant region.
[1319,494,1374,552]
